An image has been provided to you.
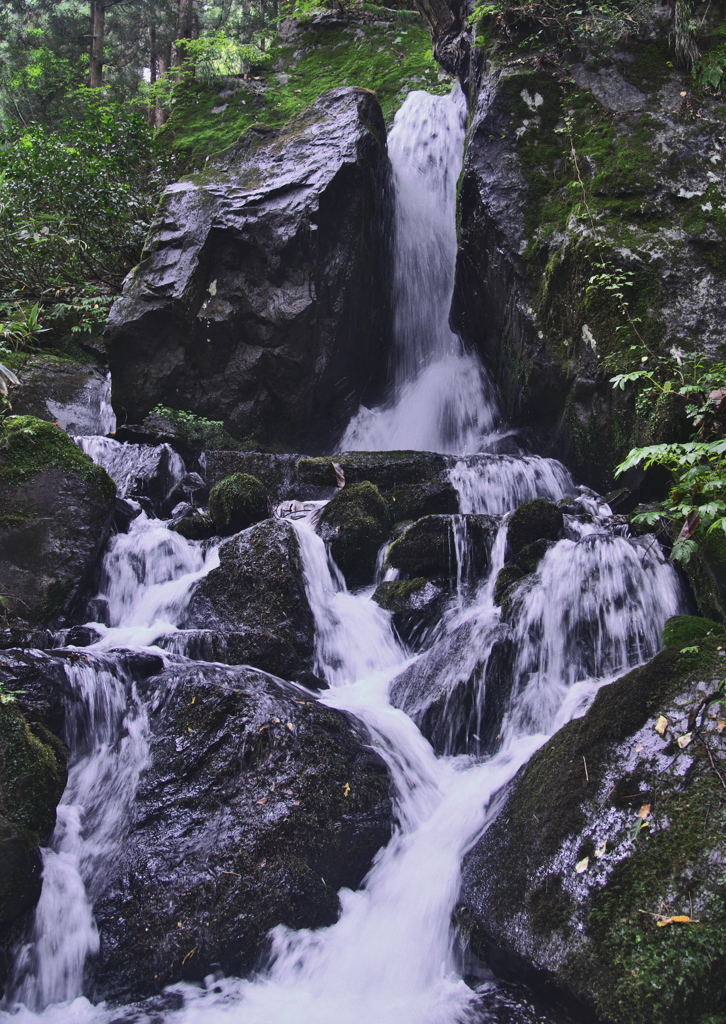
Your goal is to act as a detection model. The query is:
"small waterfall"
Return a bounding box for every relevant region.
[75,436,185,500]
[7,658,149,1011]
[342,89,498,455]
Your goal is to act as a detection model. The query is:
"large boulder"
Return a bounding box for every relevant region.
[90,659,392,1000]
[184,518,315,672]
[0,417,116,624]
[372,576,450,650]
[106,88,392,450]
[9,355,114,437]
[316,481,391,586]
[457,633,726,1024]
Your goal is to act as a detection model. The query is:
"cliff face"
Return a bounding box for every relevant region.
[442,5,726,490]
[106,88,393,452]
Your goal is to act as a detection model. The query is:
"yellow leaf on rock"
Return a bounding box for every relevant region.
[343,782,351,797]
[575,856,589,874]
[677,732,693,749]
[637,804,651,819]
[655,715,668,736]
[594,839,608,859]
[717,720,726,734]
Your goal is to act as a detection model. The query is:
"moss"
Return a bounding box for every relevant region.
[297,450,448,490]
[318,480,391,586]
[0,702,67,844]
[160,14,449,170]
[528,873,575,936]
[373,576,432,610]
[170,513,217,541]
[0,415,114,500]
[208,473,269,536]
[662,615,726,649]
[493,564,526,606]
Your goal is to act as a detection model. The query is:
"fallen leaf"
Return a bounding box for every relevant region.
[273,717,281,723]
[575,856,589,874]
[680,90,687,97]
[342,782,351,797]
[717,720,726,734]
[256,797,268,805]
[677,732,693,749]
[656,915,699,927]
[594,839,608,859]
[637,804,651,819]
[655,715,668,736]
[678,510,701,541]
[286,722,294,731]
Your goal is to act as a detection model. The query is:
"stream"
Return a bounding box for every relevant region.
[2,88,686,1023]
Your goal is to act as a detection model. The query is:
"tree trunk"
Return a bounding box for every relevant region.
[89,0,105,88]
[174,0,194,65]
[149,16,157,83]
[155,39,172,126]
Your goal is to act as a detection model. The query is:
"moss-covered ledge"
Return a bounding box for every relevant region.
[0,417,115,624]
[458,631,726,1024]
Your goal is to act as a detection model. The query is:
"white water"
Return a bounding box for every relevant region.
[2,86,689,1024]
[342,89,498,455]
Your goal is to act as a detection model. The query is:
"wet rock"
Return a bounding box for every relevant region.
[457,638,726,1024]
[106,88,392,451]
[389,619,513,756]
[169,511,216,541]
[208,472,270,536]
[493,565,526,608]
[298,450,449,491]
[0,695,68,990]
[506,499,563,560]
[317,481,391,586]
[157,627,305,680]
[112,497,142,534]
[204,452,310,502]
[0,417,116,625]
[185,518,315,668]
[372,577,449,649]
[10,354,113,437]
[90,660,392,1000]
[387,480,459,523]
[386,514,497,579]
[142,407,243,464]
[77,437,185,506]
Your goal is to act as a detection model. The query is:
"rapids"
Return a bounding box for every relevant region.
[1,87,687,1024]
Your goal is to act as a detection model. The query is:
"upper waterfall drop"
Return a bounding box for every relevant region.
[342,88,498,455]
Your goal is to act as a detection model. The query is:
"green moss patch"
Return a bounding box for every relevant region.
[160,14,450,170]
[208,472,270,535]
[0,415,114,499]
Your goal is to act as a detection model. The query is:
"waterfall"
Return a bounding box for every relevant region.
[2,84,689,1024]
[342,89,498,455]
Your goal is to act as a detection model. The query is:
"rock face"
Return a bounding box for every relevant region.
[106,87,392,450]
[457,631,726,1024]
[90,659,392,1000]
[184,518,316,675]
[10,355,113,437]
[0,672,68,992]
[451,21,726,491]
[0,417,116,624]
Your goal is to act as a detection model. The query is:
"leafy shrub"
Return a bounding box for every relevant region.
[612,353,726,561]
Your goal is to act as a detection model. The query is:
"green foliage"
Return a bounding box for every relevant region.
[180,30,271,83]
[0,301,48,352]
[0,97,173,292]
[472,0,656,52]
[694,43,726,91]
[613,354,726,561]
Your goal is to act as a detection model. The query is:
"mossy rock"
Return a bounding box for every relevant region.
[208,473,269,536]
[372,576,449,649]
[0,416,116,624]
[0,702,67,928]
[170,512,217,541]
[662,615,726,650]
[317,481,392,587]
[143,406,248,461]
[493,564,526,606]
[458,637,726,1024]
[506,498,563,558]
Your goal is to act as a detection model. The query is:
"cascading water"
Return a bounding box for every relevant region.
[342,89,498,454]
[2,84,689,1024]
